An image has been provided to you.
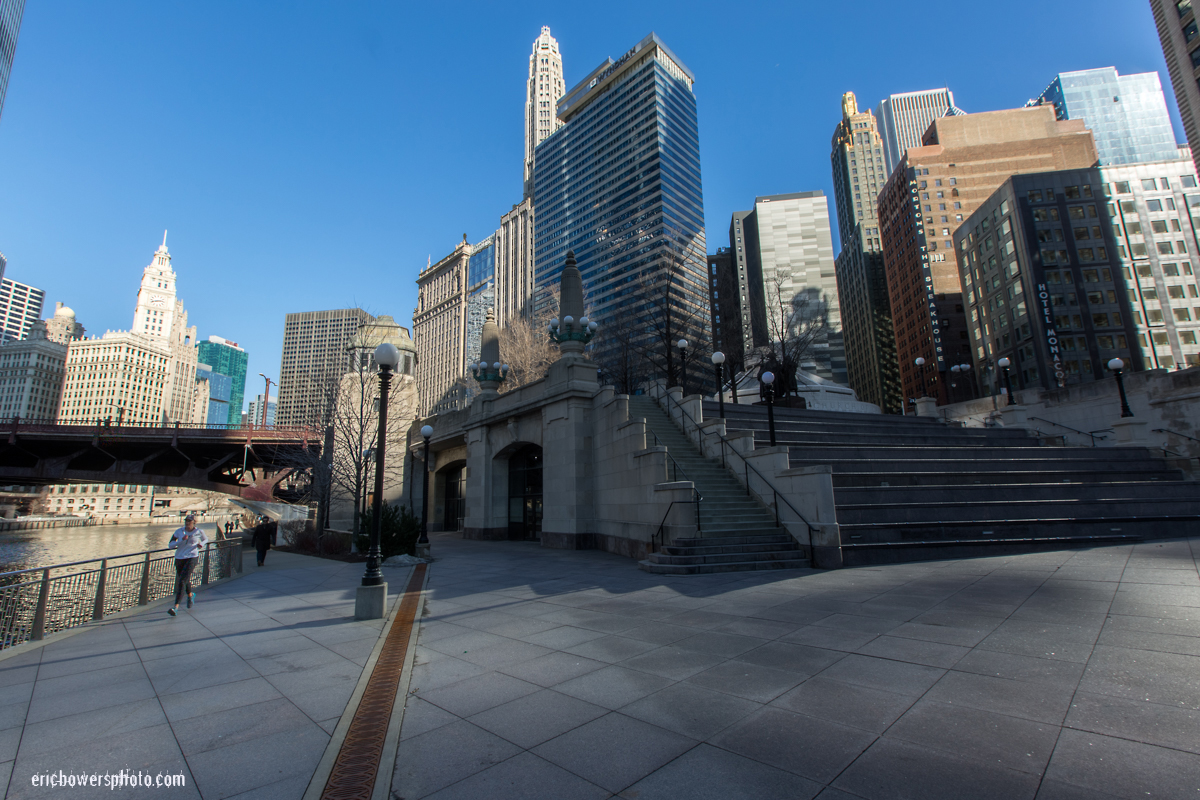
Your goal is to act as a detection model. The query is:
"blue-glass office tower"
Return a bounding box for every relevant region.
[196,336,248,425]
[1033,68,1179,166]
[533,33,708,374]
[465,236,496,364]
[196,365,232,429]
[0,0,24,123]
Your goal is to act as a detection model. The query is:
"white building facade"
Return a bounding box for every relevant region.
[57,236,201,426]
[876,88,965,175]
[524,26,565,199]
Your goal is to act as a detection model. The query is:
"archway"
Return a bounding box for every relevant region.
[433,459,466,532]
[506,444,542,541]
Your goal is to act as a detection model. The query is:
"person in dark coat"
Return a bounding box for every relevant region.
[251,521,272,567]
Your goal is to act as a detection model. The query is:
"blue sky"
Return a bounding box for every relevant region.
[0,0,1178,412]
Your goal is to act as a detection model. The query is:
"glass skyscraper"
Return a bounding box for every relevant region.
[0,0,24,123]
[1032,68,1179,166]
[196,336,247,426]
[533,32,708,376]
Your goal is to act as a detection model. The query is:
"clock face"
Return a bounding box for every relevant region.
[150,296,166,307]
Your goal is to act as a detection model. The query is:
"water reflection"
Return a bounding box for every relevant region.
[0,521,234,574]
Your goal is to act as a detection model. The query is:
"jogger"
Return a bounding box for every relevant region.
[167,514,209,616]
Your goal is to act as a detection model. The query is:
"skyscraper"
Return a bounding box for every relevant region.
[876,88,965,175]
[1031,68,1178,166]
[533,32,709,378]
[830,92,900,411]
[524,27,566,199]
[0,0,25,123]
[732,193,845,384]
[0,317,67,420]
[276,308,373,428]
[58,237,201,425]
[414,239,471,415]
[0,277,45,341]
[876,106,1098,404]
[196,335,248,426]
[247,394,276,428]
[1149,0,1200,155]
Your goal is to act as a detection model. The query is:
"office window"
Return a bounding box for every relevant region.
[1148,199,1164,211]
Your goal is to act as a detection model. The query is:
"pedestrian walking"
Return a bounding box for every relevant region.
[166,514,209,616]
[251,521,272,567]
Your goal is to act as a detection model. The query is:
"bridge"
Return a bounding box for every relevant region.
[0,420,323,500]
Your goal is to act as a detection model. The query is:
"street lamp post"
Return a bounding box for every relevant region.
[1108,358,1134,417]
[362,343,399,588]
[257,373,275,429]
[677,339,688,395]
[418,424,433,555]
[914,357,926,398]
[762,371,777,446]
[997,357,1013,406]
[711,351,726,419]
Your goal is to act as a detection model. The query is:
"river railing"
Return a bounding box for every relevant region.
[0,540,243,650]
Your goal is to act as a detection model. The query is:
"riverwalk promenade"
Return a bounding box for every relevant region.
[0,534,1198,798]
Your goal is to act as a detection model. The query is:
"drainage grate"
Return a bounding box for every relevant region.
[321,564,427,800]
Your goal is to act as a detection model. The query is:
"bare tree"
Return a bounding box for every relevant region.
[499,308,557,391]
[759,276,832,397]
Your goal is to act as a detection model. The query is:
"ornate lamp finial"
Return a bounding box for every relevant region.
[549,251,597,354]
[472,308,508,392]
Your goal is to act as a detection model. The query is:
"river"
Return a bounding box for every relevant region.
[0,518,243,574]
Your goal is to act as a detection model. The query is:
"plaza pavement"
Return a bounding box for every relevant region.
[394,532,1200,800]
[0,549,405,799]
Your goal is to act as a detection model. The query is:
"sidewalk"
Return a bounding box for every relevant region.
[393,533,1200,800]
[0,550,405,799]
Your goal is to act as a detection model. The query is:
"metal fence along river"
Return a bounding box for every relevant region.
[0,540,243,649]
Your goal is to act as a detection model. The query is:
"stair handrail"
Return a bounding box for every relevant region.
[649,385,816,541]
[645,428,691,484]
[653,490,702,552]
[1027,417,1111,446]
[1154,428,1200,445]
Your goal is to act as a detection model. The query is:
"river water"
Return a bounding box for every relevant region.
[0,520,242,575]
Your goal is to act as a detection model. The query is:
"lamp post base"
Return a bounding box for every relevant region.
[415,542,431,559]
[354,582,389,620]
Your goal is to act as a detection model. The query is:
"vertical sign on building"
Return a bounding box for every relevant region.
[909,172,944,369]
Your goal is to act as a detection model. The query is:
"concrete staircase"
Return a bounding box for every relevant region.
[627,396,809,575]
[707,401,1200,565]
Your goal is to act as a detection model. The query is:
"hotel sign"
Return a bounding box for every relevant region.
[1036,282,1066,387]
[909,175,945,369]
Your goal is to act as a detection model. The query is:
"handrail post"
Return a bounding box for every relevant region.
[695,492,701,534]
[773,490,780,528]
[92,559,107,621]
[201,544,211,585]
[138,553,150,605]
[31,569,50,641]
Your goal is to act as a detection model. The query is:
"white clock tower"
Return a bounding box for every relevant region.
[133,231,179,338]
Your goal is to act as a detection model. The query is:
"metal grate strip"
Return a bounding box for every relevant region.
[320,564,426,800]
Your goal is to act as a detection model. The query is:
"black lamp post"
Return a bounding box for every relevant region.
[677,339,688,395]
[762,370,777,446]
[711,351,726,419]
[362,342,399,588]
[418,424,433,547]
[914,357,927,398]
[998,357,1013,406]
[1108,358,1134,417]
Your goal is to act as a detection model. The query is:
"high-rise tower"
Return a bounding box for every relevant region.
[831,92,900,411]
[1150,0,1200,156]
[523,27,565,199]
[0,0,25,123]
[533,33,708,385]
[876,88,965,175]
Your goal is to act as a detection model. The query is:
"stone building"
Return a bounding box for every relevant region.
[0,317,67,420]
[276,307,373,428]
[414,239,471,416]
[877,105,1099,404]
[43,302,85,345]
[1149,0,1200,155]
[524,26,566,199]
[57,236,202,426]
[831,91,900,412]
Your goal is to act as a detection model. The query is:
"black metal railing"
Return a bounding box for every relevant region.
[1028,417,1112,447]
[0,540,243,650]
[646,429,691,484]
[1154,428,1200,445]
[654,492,701,552]
[650,385,816,542]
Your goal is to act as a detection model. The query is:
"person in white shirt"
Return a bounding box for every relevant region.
[166,515,209,616]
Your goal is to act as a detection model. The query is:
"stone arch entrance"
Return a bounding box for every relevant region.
[505,444,542,541]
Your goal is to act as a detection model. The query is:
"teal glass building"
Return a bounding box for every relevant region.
[532,33,709,376]
[1033,68,1179,166]
[196,336,247,425]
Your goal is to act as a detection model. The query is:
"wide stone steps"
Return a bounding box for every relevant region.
[697,398,1200,565]
[628,397,809,575]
